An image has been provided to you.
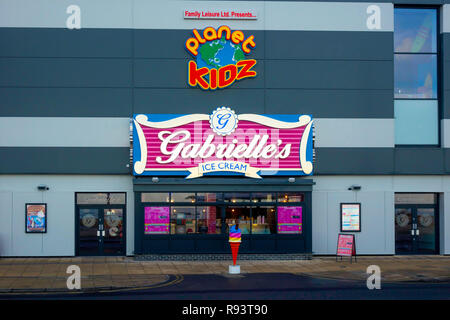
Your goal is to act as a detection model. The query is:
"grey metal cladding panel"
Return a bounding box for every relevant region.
[265,60,393,89]
[444,90,450,119]
[134,59,264,88]
[0,147,130,174]
[394,148,444,174]
[393,0,448,4]
[0,88,132,117]
[445,149,450,173]
[315,0,448,3]
[227,0,449,3]
[265,31,393,60]
[134,88,264,114]
[134,29,264,59]
[0,28,132,58]
[0,58,132,87]
[265,89,393,118]
[314,148,394,175]
[443,34,450,62]
[315,148,448,175]
[445,61,450,91]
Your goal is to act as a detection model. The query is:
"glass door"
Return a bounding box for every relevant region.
[77,206,126,256]
[395,205,438,254]
[79,208,100,255]
[416,208,436,254]
[103,208,125,255]
[395,207,413,254]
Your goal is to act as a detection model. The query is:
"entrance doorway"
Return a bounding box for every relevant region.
[395,193,439,254]
[75,193,126,256]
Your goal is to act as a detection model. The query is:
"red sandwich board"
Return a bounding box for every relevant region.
[336,233,357,263]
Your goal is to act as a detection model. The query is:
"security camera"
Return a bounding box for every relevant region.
[37,185,49,191]
[348,185,361,191]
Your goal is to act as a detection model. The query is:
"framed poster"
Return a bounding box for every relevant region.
[25,203,47,233]
[340,203,361,232]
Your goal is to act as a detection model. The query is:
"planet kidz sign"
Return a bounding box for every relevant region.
[132,108,314,179]
[185,26,257,90]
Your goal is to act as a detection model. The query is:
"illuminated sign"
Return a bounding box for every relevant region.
[133,107,314,179]
[185,26,256,90]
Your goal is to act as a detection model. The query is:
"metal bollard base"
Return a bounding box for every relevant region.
[229,265,240,274]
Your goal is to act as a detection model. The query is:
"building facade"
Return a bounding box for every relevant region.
[0,0,449,256]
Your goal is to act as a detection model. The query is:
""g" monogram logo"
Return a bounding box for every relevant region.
[216,113,231,130]
[210,107,238,136]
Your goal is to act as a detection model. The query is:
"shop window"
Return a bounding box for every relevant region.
[226,206,251,234]
[109,193,126,205]
[251,192,276,203]
[252,206,276,234]
[197,206,222,234]
[76,192,126,205]
[170,207,196,234]
[395,193,437,205]
[142,191,307,236]
[141,193,170,203]
[394,54,437,99]
[394,8,437,53]
[394,100,438,145]
[394,7,438,146]
[171,193,196,203]
[277,193,304,203]
[224,192,251,203]
[197,193,223,202]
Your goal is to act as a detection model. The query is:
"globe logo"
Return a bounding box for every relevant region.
[210,107,238,136]
[197,37,245,70]
[185,26,257,90]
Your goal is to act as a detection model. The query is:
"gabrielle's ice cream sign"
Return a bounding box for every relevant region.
[133,108,314,179]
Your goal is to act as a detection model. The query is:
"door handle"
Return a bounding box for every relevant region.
[416,230,420,236]
[97,230,100,237]
[102,230,105,237]
[411,230,414,236]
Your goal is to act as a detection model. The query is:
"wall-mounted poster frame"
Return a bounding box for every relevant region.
[340,203,361,232]
[25,203,47,233]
